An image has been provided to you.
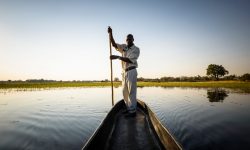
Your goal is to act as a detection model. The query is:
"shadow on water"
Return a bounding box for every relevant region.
[207,88,229,102]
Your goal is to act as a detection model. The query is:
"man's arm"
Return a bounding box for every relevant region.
[108,27,117,49]
[110,55,132,63]
[118,56,132,63]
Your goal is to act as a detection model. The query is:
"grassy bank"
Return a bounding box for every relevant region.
[0,81,121,89]
[138,81,250,92]
[138,81,250,88]
[0,81,249,91]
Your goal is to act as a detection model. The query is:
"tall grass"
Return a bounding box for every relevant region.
[137,81,250,88]
[0,81,120,89]
[0,81,249,92]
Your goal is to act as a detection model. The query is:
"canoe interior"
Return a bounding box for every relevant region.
[82,100,182,150]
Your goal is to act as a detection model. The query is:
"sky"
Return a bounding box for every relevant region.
[0,0,249,81]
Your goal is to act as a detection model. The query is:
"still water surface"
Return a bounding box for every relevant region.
[0,87,249,150]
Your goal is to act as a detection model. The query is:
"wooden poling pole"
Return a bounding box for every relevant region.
[109,39,114,106]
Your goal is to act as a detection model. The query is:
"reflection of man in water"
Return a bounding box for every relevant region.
[108,27,140,117]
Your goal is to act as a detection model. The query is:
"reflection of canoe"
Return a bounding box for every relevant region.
[82,99,182,150]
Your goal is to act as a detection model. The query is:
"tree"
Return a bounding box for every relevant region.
[137,77,145,82]
[206,64,229,80]
[114,77,119,82]
[240,73,250,81]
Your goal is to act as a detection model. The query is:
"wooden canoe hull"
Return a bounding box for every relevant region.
[82,100,182,150]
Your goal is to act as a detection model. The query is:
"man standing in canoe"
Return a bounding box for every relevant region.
[108,27,140,117]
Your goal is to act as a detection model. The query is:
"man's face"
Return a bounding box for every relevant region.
[126,35,134,46]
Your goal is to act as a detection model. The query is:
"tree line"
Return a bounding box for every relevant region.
[2,64,250,82]
[2,73,249,83]
[138,64,249,82]
[137,73,250,82]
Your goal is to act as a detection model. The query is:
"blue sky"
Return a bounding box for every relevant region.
[0,0,249,80]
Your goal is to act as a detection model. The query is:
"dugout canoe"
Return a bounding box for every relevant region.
[82,99,182,150]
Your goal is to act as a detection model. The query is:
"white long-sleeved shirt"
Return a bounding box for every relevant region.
[116,44,140,70]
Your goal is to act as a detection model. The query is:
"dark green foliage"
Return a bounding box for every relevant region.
[206,64,229,80]
[240,73,250,81]
[114,77,120,82]
[223,75,237,80]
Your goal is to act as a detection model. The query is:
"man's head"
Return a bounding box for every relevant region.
[126,34,134,47]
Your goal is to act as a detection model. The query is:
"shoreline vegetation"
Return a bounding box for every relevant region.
[0,81,249,92]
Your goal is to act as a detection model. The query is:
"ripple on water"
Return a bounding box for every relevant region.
[1,87,250,150]
[0,103,106,149]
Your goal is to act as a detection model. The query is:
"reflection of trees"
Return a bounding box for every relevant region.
[207,88,228,102]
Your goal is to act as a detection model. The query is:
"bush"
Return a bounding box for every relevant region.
[240,73,250,81]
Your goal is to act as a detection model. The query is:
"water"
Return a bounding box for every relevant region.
[0,87,249,150]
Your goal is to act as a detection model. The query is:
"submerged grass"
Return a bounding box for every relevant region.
[0,81,249,92]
